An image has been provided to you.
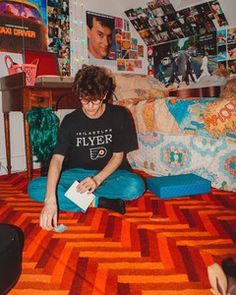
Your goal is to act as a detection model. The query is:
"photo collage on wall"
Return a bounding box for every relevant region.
[86,11,144,72]
[47,0,70,76]
[125,0,228,46]
[217,27,236,75]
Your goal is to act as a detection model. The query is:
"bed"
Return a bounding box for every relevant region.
[113,73,236,192]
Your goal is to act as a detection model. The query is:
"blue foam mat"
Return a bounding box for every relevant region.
[146,173,211,199]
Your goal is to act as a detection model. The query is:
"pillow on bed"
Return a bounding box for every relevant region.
[113,73,169,101]
[204,97,236,139]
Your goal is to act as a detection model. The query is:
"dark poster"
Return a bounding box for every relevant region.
[0,0,47,52]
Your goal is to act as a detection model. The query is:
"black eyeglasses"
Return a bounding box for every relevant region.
[80,98,103,105]
[80,93,107,105]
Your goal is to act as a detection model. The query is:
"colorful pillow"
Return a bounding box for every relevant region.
[113,73,168,101]
[204,98,236,138]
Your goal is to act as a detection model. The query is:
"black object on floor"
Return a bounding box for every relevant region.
[98,197,126,214]
[0,224,24,295]
[222,257,236,278]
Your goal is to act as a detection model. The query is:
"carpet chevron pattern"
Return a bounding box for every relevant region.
[0,171,236,295]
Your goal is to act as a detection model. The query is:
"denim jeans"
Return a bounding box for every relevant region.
[28,168,145,212]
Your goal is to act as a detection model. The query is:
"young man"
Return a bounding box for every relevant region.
[87,13,114,59]
[28,65,145,231]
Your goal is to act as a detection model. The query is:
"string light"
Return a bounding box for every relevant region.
[69,0,88,76]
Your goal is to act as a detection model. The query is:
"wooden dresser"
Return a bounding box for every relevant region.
[0,72,80,180]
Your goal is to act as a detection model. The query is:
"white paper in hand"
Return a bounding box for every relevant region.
[64,181,96,212]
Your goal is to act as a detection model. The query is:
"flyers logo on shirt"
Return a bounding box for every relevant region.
[90,147,107,160]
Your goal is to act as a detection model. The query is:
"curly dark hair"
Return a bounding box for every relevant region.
[72,64,116,101]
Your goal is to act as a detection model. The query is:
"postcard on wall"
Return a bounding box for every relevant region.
[123,19,130,31]
[227,27,236,44]
[115,17,123,29]
[134,59,142,68]
[129,50,138,59]
[138,45,144,57]
[117,58,126,71]
[125,60,134,71]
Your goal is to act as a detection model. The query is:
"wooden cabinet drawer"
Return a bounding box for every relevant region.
[29,90,51,108]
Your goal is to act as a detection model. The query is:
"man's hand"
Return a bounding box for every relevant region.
[77,176,101,193]
[76,152,123,194]
[40,200,58,231]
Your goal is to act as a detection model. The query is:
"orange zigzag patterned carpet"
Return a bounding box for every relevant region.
[0,171,236,295]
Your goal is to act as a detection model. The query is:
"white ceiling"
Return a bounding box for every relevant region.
[172,0,208,10]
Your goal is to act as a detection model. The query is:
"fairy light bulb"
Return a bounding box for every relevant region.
[70,0,87,75]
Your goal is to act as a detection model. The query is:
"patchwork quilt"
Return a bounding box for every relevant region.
[117,97,236,141]
[116,97,236,192]
[128,132,236,192]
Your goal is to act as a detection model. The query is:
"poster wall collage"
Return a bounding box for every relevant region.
[86,11,144,71]
[125,0,236,86]
[0,0,145,75]
[0,0,235,79]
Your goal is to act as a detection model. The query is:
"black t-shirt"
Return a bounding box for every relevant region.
[53,104,138,170]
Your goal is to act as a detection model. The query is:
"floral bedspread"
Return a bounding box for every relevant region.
[116,97,236,192]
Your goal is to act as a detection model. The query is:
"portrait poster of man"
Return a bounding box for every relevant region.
[86,11,116,60]
[0,0,47,52]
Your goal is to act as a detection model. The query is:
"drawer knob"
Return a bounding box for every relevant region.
[37,97,45,103]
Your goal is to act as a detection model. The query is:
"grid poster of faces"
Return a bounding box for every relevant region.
[217,27,236,75]
[115,19,144,71]
[125,0,228,46]
[47,0,70,76]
